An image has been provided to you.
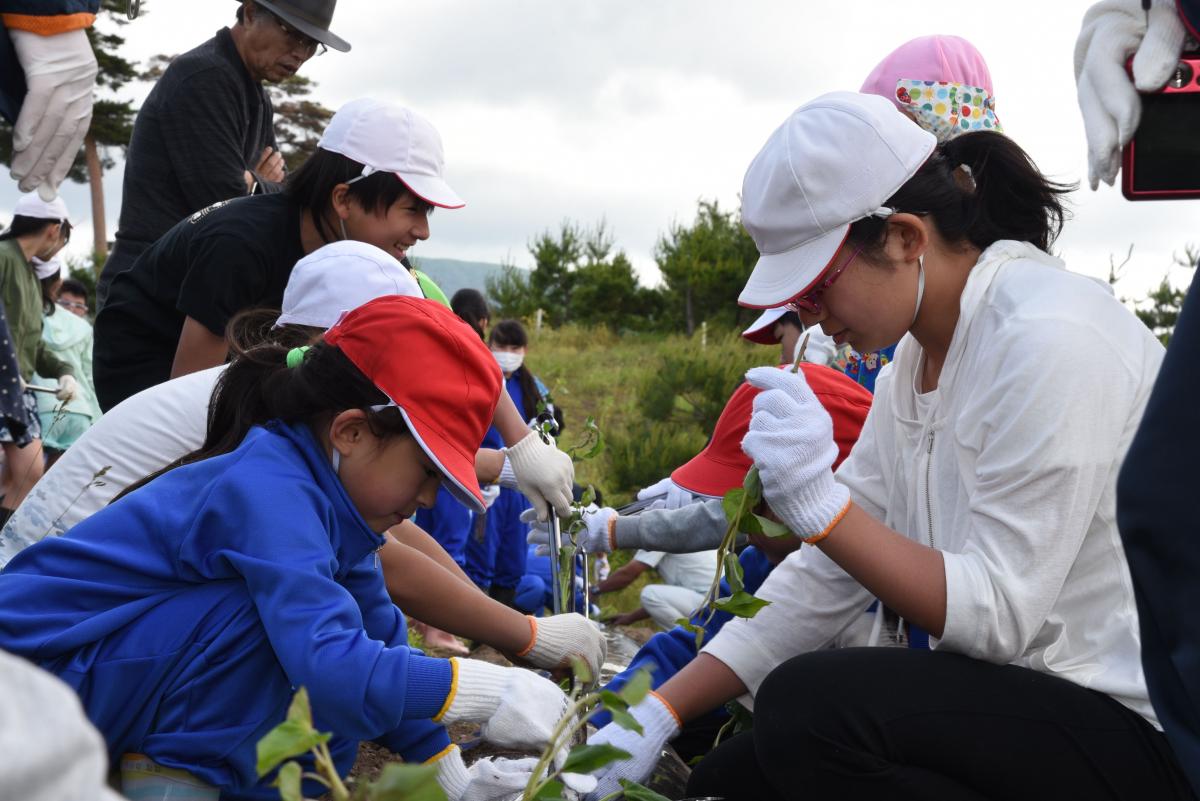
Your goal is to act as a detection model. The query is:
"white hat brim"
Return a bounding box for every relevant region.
[741,307,789,343]
[397,171,465,210]
[738,225,849,309]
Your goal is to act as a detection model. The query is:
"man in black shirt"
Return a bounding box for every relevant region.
[96,0,350,306]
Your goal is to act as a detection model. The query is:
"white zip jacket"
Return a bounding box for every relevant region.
[704,241,1165,726]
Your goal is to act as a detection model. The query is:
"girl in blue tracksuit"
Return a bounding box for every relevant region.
[0,297,568,800]
[467,319,559,603]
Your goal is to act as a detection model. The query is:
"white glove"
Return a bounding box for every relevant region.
[636,477,694,510]
[506,431,574,521]
[55,374,79,402]
[481,484,501,509]
[437,658,569,752]
[523,506,615,555]
[518,613,607,678]
[10,29,98,200]
[585,693,680,800]
[741,367,849,541]
[438,752,596,801]
[1074,0,1187,189]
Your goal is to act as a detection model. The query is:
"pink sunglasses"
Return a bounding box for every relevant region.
[783,244,864,314]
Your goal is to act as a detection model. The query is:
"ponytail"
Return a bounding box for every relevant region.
[116,310,408,499]
[847,131,1074,255]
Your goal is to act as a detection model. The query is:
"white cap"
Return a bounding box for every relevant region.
[13,192,69,222]
[274,241,423,330]
[318,98,465,209]
[738,91,936,309]
[741,307,789,344]
[31,256,63,281]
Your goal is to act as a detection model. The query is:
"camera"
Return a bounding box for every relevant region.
[1123,52,1200,200]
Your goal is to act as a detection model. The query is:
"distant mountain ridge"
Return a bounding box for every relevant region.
[410,256,516,302]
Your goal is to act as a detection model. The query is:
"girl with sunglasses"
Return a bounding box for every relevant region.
[584,91,1191,801]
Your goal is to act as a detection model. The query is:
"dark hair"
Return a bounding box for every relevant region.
[0,215,63,243]
[488,319,560,428]
[451,288,490,341]
[59,277,88,300]
[119,309,407,498]
[489,319,528,349]
[40,272,62,315]
[777,311,802,330]
[846,131,1073,258]
[286,148,433,245]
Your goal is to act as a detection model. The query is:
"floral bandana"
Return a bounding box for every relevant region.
[894,79,1002,142]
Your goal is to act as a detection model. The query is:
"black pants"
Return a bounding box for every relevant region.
[687,648,1195,801]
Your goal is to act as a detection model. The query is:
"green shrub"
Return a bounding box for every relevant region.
[604,424,709,499]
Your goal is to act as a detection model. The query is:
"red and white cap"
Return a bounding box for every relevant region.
[738,92,935,309]
[323,295,501,512]
[741,307,790,345]
[319,98,465,209]
[670,364,873,498]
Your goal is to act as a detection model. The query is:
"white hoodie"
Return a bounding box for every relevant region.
[704,241,1165,726]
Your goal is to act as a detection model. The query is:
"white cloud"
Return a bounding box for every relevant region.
[2,0,1197,299]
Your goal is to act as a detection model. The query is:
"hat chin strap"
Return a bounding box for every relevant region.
[911,255,926,327]
[332,449,341,475]
[339,218,349,242]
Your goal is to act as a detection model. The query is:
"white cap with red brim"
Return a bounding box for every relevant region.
[741,307,789,345]
[319,98,465,210]
[738,92,936,309]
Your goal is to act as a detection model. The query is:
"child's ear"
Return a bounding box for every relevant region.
[328,409,370,458]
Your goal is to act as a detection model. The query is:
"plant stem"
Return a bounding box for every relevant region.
[314,741,350,800]
[522,692,599,800]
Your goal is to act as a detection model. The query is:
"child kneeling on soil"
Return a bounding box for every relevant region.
[0,297,579,801]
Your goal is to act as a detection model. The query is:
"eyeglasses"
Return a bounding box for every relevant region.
[264,8,327,57]
[784,244,864,314]
[56,298,88,314]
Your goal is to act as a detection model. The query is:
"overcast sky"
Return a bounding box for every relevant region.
[3,0,1198,302]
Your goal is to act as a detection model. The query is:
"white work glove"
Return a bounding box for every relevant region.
[55,374,78,402]
[518,613,607,679]
[636,477,694,510]
[1074,0,1187,189]
[585,693,681,800]
[505,431,574,521]
[437,658,569,752]
[741,367,849,541]
[523,506,615,555]
[481,484,501,509]
[437,751,597,801]
[10,29,98,200]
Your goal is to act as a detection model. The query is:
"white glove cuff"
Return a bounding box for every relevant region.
[436,658,507,725]
[796,475,852,542]
[637,692,683,742]
[498,454,519,490]
[429,745,470,801]
[521,613,604,674]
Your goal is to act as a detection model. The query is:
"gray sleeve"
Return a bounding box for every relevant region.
[612,499,744,553]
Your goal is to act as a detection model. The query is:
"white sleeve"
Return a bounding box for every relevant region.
[701,543,873,694]
[632,549,666,569]
[833,367,895,521]
[938,315,1148,662]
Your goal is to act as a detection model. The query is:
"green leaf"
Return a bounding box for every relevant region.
[721,487,746,524]
[532,779,566,800]
[712,591,771,618]
[676,616,706,649]
[569,654,594,686]
[255,692,325,780]
[366,763,446,801]
[742,467,762,500]
[562,743,633,773]
[598,689,642,733]
[617,666,653,706]
[752,513,792,538]
[272,761,303,801]
[580,484,596,507]
[618,779,673,801]
[723,551,744,593]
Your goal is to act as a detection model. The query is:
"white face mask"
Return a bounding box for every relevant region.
[493,350,524,373]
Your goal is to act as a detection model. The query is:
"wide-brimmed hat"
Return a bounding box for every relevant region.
[319,99,465,209]
[738,92,935,309]
[670,364,873,498]
[275,241,422,329]
[323,296,502,512]
[245,0,351,53]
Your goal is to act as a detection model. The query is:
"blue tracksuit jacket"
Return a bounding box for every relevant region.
[0,421,452,798]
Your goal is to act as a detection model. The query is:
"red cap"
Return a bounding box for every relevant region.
[671,363,873,497]
[323,296,502,513]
